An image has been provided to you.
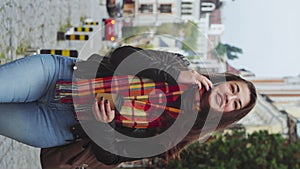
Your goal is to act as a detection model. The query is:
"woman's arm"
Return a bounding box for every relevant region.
[109,46,212,89]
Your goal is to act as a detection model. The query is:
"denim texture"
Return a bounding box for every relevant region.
[0,54,78,148]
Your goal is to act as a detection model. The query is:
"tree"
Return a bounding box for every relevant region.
[215,43,243,60]
[163,130,300,169]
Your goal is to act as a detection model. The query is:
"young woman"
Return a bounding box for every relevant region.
[0,46,257,168]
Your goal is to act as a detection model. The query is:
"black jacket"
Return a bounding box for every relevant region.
[73,46,191,165]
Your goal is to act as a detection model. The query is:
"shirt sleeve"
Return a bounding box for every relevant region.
[91,141,141,165]
[88,120,154,165]
[109,46,190,84]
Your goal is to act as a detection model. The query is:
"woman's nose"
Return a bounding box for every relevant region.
[226,93,237,103]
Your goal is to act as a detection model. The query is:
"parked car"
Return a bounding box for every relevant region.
[106,0,124,18]
[102,18,119,42]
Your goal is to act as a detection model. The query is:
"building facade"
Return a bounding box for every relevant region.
[121,0,233,74]
[241,76,300,139]
[238,95,289,137]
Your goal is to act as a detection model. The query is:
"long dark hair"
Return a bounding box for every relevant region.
[163,73,257,160]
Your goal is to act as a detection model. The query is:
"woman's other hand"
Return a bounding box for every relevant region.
[177,70,213,91]
[92,97,115,123]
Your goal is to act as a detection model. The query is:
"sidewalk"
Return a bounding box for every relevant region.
[0,1,108,168]
[0,136,41,169]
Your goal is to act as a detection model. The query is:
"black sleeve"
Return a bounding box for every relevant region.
[90,121,160,165]
[91,141,141,165]
[88,121,147,165]
[91,138,165,165]
[109,46,190,83]
[86,121,137,165]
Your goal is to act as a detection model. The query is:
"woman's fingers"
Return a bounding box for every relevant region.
[206,77,214,89]
[192,71,213,91]
[99,97,107,122]
[92,97,115,123]
[199,76,213,91]
[92,99,102,121]
[105,100,115,122]
[177,70,213,91]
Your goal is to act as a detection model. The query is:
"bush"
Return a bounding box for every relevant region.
[164,130,300,169]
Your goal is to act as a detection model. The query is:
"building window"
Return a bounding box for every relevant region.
[159,4,172,13]
[201,2,216,12]
[139,4,153,13]
[182,2,192,5]
[181,1,193,16]
[181,12,192,15]
[181,7,192,10]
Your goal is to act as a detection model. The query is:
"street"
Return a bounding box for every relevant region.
[0,0,109,168]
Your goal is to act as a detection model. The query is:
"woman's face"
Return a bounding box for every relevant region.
[208,80,251,112]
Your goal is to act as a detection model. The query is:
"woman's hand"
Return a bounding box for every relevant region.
[92,97,115,123]
[177,70,213,91]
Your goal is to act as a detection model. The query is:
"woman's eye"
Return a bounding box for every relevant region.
[234,101,238,109]
[231,85,235,93]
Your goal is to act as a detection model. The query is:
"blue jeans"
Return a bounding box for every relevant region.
[0,54,78,148]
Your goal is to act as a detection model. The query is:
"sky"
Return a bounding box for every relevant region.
[221,0,300,77]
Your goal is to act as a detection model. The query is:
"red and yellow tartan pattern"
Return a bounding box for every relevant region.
[56,75,201,128]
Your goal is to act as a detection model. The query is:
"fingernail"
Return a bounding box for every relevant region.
[105,99,109,104]
[100,96,104,101]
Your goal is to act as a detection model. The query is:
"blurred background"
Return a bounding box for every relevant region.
[0,0,299,168]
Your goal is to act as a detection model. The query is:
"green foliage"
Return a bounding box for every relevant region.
[137,43,154,49]
[80,16,87,24]
[181,21,198,51]
[156,23,179,36]
[164,130,300,169]
[215,43,243,60]
[156,21,199,50]
[122,26,151,40]
[186,55,202,60]
[0,52,5,59]
[58,21,72,32]
[0,52,9,64]
[16,42,31,55]
[122,21,199,50]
